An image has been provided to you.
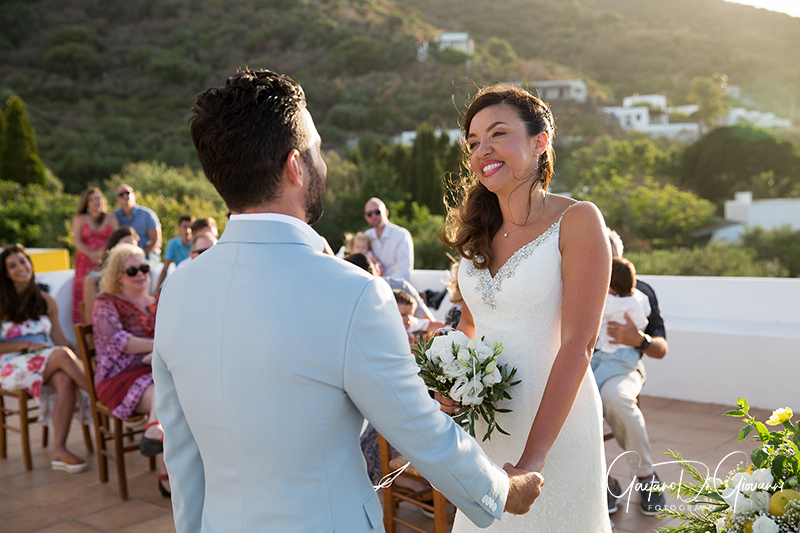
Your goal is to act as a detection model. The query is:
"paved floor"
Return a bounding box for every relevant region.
[0,396,771,532]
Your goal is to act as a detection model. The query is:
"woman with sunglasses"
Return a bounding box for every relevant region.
[93,243,170,497]
[0,244,92,473]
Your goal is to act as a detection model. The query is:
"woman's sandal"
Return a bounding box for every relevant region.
[140,421,164,457]
[51,452,88,474]
[158,473,171,498]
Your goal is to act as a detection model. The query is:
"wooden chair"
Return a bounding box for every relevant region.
[377,432,455,533]
[1,385,93,471]
[74,322,154,500]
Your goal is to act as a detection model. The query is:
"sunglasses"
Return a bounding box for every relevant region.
[192,248,210,255]
[364,210,382,217]
[123,264,151,277]
[117,191,132,198]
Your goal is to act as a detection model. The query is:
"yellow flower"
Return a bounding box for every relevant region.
[766,407,793,426]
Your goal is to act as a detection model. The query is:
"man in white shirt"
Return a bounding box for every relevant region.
[363,197,414,281]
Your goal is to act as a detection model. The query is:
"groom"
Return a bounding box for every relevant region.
[152,69,544,532]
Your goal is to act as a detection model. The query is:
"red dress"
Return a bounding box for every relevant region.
[72,219,113,323]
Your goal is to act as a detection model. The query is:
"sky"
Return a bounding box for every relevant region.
[724,0,800,17]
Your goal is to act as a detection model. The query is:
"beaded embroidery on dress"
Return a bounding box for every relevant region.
[453,214,611,533]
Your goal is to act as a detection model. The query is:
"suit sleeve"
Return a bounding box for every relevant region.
[343,278,509,527]
[152,336,205,532]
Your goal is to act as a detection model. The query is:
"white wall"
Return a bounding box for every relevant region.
[42,266,798,411]
[410,271,800,411]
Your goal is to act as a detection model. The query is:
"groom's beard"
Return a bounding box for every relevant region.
[303,152,326,225]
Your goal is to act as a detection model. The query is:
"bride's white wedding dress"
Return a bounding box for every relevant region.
[453,214,611,532]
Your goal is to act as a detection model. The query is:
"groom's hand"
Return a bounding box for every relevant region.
[502,463,544,515]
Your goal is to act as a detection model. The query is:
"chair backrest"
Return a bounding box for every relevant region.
[73,323,99,407]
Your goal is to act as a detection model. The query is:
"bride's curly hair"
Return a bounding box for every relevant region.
[440,85,556,270]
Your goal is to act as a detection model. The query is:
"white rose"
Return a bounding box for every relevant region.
[442,359,468,378]
[714,515,726,533]
[426,345,453,364]
[750,468,774,491]
[447,331,471,349]
[748,491,770,513]
[722,488,746,512]
[461,375,484,406]
[751,515,779,533]
[457,345,475,367]
[450,376,468,402]
[473,341,494,363]
[731,471,756,495]
[482,367,502,387]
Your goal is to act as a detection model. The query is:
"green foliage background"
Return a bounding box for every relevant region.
[0,0,799,276]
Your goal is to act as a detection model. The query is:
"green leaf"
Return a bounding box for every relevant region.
[754,421,770,441]
[751,448,769,468]
[738,424,754,442]
[724,409,744,417]
[773,455,787,482]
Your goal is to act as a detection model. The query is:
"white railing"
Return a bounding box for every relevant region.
[39,267,799,411]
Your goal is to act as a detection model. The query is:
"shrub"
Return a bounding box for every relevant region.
[626,244,788,277]
[41,43,103,78]
[742,225,800,277]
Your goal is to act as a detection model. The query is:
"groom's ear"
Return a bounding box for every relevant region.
[283,149,305,189]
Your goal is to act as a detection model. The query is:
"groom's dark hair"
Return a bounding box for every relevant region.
[189,69,310,212]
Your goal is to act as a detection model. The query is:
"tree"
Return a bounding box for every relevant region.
[680,125,800,205]
[742,226,800,278]
[687,74,730,129]
[583,174,716,251]
[0,96,48,187]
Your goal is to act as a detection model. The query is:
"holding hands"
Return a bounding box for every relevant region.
[503,463,545,515]
[434,392,546,515]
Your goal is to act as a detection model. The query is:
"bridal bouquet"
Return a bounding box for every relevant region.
[412,330,520,441]
[657,397,800,533]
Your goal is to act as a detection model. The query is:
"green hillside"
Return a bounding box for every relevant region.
[0,0,798,195]
[399,0,800,112]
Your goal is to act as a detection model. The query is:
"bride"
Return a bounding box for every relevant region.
[439,85,612,532]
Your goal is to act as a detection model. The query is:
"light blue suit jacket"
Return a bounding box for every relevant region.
[152,219,509,532]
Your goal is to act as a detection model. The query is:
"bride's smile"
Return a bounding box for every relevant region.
[467,104,542,196]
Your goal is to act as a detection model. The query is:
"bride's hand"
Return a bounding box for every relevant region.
[434,392,460,414]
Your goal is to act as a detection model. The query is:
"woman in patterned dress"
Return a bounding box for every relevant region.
[92,243,169,496]
[0,244,92,473]
[71,187,118,324]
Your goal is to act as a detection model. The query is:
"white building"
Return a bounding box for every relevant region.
[531,79,588,104]
[390,127,463,147]
[709,191,800,243]
[601,94,701,141]
[622,93,667,110]
[417,32,474,61]
[722,107,792,129]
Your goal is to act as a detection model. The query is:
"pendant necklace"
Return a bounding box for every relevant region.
[503,190,547,238]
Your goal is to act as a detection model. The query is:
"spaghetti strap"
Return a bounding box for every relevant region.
[557,202,578,224]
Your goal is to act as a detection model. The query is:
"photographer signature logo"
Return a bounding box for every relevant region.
[608,450,785,513]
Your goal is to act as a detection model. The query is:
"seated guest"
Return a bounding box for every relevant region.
[92,243,170,497]
[394,289,444,344]
[154,214,194,294]
[82,227,139,324]
[175,231,218,269]
[0,244,92,473]
[342,232,384,276]
[343,253,436,321]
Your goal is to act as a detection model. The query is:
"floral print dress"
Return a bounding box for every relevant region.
[0,317,92,426]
